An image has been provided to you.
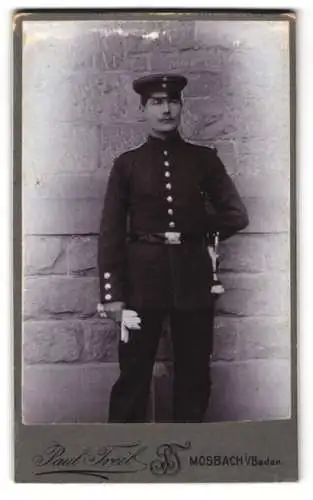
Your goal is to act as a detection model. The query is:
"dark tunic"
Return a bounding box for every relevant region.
[98,131,248,310]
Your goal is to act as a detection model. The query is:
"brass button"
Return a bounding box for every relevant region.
[105,294,112,300]
[168,209,174,215]
[104,272,111,279]
[164,161,170,167]
[105,284,111,290]
[165,171,170,178]
[163,150,168,156]
[165,183,172,190]
[169,221,176,228]
[166,196,173,203]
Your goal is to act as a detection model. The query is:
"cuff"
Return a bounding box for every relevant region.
[100,301,124,323]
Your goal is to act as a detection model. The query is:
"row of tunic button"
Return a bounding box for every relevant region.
[163,150,175,229]
[103,272,112,301]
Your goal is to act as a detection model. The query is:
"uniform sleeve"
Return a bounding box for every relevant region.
[202,150,249,241]
[97,156,129,304]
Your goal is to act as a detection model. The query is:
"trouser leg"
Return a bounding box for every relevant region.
[170,307,215,423]
[108,310,165,423]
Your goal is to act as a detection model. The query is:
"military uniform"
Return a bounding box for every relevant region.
[98,74,249,423]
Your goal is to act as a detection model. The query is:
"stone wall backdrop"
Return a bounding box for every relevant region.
[22,20,291,423]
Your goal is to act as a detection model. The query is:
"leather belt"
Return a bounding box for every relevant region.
[128,232,207,245]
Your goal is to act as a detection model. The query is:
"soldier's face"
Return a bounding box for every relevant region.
[141,92,182,133]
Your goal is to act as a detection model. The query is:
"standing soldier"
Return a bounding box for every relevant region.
[97,74,249,423]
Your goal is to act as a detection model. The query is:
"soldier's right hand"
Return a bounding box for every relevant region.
[121,310,142,343]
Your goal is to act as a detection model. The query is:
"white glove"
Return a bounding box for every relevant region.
[96,304,141,343]
[121,309,142,343]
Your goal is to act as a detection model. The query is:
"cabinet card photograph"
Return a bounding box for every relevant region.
[14,10,297,482]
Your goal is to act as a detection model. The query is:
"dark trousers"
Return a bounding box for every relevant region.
[108,307,214,423]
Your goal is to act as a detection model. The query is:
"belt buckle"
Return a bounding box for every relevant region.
[164,232,181,245]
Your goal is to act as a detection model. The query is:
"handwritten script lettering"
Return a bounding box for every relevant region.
[32,440,191,480]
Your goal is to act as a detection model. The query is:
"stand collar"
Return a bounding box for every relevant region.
[146,130,184,148]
